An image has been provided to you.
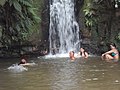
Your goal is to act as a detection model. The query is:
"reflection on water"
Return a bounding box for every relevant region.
[0,57,120,90]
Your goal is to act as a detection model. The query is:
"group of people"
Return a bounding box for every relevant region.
[18,43,119,64]
[69,48,89,61]
[69,43,119,62]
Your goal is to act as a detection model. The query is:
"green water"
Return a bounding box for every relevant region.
[0,56,120,90]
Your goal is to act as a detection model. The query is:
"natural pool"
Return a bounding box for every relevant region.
[0,56,120,90]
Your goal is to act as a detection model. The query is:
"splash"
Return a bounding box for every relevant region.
[8,64,28,73]
[49,0,80,55]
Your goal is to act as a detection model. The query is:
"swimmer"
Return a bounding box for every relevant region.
[18,55,28,66]
[78,48,89,58]
[69,51,75,61]
[18,58,27,66]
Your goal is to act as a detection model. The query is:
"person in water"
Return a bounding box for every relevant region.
[101,43,119,61]
[78,48,89,58]
[18,58,27,65]
[18,55,27,65]
[69,51,75,60]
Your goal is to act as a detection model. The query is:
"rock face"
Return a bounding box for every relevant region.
[40,0,115,55]
[40,0,94,54]
[41,0,50,41]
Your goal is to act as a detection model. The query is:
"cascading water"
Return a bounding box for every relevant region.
[49,0,80,55]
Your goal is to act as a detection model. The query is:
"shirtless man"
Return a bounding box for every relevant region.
[69,51,75,60]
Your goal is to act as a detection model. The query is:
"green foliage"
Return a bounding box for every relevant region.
[0,0,40,48]
[13,0,22,12]
[118,33,120,40]
[114,33,120,51]
[0,0,6,6]
[83,1,98,29]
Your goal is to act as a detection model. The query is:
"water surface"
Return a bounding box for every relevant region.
[0,57,120,90]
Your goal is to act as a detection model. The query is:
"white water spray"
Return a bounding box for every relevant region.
[49,0,80,55]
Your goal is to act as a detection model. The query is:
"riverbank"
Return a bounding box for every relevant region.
[0,50,47,59]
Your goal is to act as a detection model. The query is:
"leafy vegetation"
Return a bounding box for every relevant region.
[0,0,40,55]
[0,0,120,56]
[83,0,98,29]
[82,0,120,52]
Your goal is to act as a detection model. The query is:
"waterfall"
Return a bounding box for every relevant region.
[49,0,80,55]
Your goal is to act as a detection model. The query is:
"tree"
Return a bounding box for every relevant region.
[0,0,40,55]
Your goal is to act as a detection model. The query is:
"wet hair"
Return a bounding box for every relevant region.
[20,55,28,60]
[72,51,74,54]
[110,43,116,47]
[106,43,116,50]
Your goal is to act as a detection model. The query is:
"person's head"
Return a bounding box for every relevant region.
[80,48,85,52]
[69,51,75,60]
[69,51,74,56]
[21,59,26,63]
[110,43,116,49]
